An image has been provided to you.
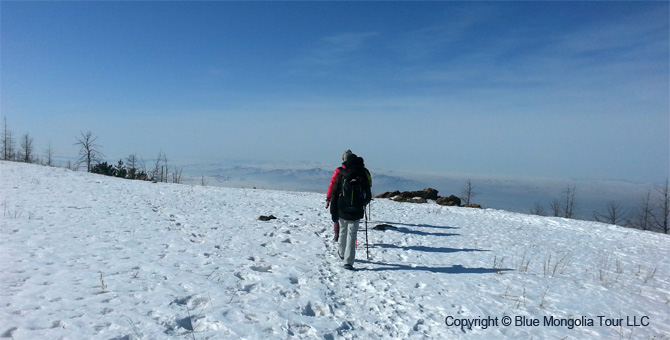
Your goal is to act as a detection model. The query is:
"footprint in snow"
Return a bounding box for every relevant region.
[301,301,329,317]
[250,265,272,273]
[241,283,257,293]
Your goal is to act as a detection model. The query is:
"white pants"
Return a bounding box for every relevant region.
[338,219,359,265]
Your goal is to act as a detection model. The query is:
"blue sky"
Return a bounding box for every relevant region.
[2,1,668,183]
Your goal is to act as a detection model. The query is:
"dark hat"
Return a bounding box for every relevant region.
[342,150,352,162]
[345,153,358,167]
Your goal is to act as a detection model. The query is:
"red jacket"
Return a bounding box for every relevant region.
[326,165,345,201]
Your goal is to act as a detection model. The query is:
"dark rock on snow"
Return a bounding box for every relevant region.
[376,188,469,207]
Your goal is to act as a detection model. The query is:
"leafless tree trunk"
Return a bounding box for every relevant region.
[2,117,15,161]
[138,158,148,180]
[75,131,104,172]
[593,201,628,226]
[162,154,169,183]
[652,179,670,234]
[126,154,138,179]
[171,166,182,184]
[44,142,55,167]
[461,179,478,205]
[530,202,546,216]
[3,131,15,161]
[562,184,577,218]
[151,151,169,182]
[550,199,561,217]
[629,190,654,231]
[19,133,35,163]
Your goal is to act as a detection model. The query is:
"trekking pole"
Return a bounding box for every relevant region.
[365,204,370,260]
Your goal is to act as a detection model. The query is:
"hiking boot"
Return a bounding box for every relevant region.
[333,234,339,242]
[344,264,354,270]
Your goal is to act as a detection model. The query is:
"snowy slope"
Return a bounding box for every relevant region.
[1,161,669,340]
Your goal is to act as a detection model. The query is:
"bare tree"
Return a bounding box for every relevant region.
[151,151,169,182]
[138,158,148,180]
[629,190,655,231]
[75,131,104,172]
[550,199,562,217]
[461,179,478,205]
[3,131,15,161]
[172,165,183,184]
[44,142,55,167]
[2,117,15,161]
[126,154,138,179]
[593,201,628,226]
[652,179,670,234]
[562,184,577,219]
[530,202,546,216]
[19,133,35,163]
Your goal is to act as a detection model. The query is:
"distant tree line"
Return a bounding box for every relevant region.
[1,120,182,184]
[3,117,70,167]
[2,117,42,164]
[88,152,182,183]
[529,182,669,234]
[458,178,667,234]
[74,131,182,183]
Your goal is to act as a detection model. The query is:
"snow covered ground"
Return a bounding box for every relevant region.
[1,161,668,340]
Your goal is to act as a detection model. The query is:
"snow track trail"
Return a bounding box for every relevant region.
[2,161,669,339]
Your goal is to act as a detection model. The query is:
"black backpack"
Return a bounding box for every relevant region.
[338,167,367,214]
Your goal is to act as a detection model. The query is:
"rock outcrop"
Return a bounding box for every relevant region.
[376,188,467,207]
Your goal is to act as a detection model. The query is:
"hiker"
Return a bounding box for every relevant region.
[326,150,352,242]
[332,153,372,270]
[357,156,372,188]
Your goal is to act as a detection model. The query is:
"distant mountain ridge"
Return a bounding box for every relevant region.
[180,162,650,219]
[183,164,422,194]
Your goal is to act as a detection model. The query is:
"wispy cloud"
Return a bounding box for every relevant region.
[392,4,499,62]
[551,6,667,61]
[300,31,378,66]
[393,4,668,114]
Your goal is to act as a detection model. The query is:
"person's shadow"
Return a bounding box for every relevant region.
[362,221,511,274]
[357,260,511,274]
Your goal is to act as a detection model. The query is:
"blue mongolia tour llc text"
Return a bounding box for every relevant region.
[444,315,650,330]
